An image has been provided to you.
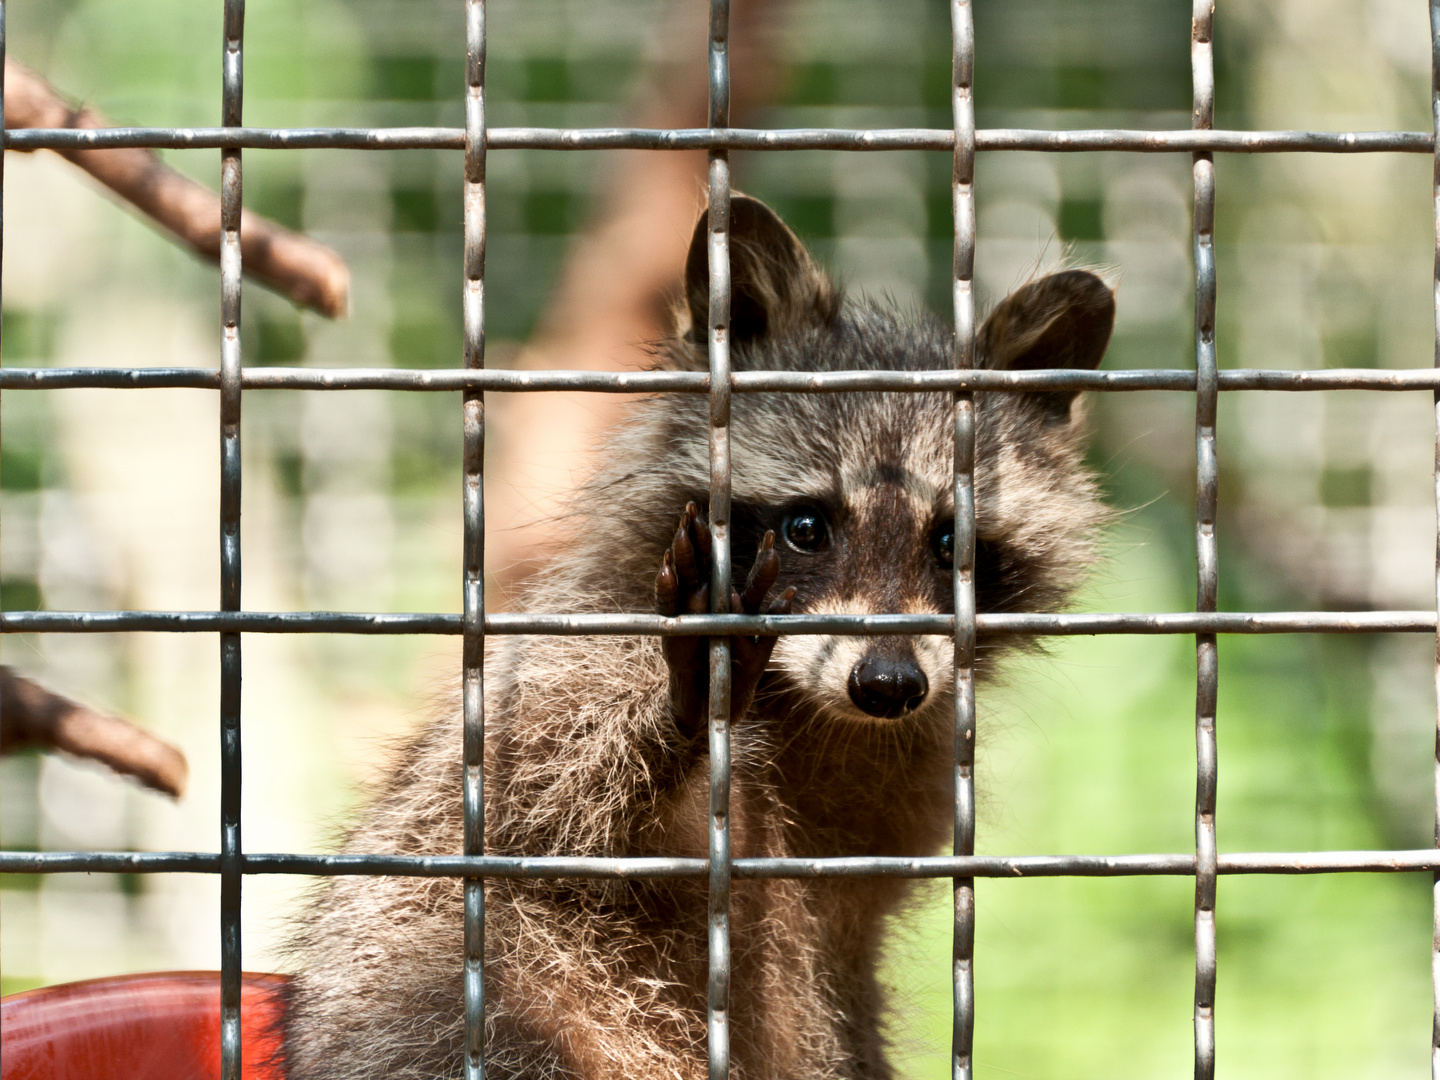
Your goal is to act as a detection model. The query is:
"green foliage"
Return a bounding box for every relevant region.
[1058,197,1104,242]
[524,190,582,236]
[888,534,1429,1079]
[389,315,459,369]
[771,196,836,241]
[392,188,443,233]
[248,180,306,233]
[1319,467,1373,509]
[784,62,840,108]
[1,310,58,362]
[525,57,574,103]
[251,314,308,366]
[373,56,439,102]
[1,579,43,612]
[0,448,44,493]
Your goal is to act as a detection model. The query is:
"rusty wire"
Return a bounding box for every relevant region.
[14,364,1440,392]
[949,4,977,1078]
[4,3,1440,1079]
[13,848,1440,878]
[1191,3,1218,1076]
[3,609,1438,636]
[217,0,245,1073]
[704,4,734,1079]
[1429,2,1440,1076]
[461,0,487,1076]
[5,126,1436,154]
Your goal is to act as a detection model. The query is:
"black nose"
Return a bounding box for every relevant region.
[847,656,929,719]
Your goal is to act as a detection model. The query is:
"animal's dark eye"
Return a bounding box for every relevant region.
[782,510,829,553]
[932,526,955,567]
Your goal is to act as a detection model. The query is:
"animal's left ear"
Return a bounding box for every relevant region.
[978,269,1115,424]
[683,195,837,347]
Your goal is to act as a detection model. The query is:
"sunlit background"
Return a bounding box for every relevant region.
[2,0,1437,1076]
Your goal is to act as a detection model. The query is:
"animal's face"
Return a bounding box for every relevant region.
[659,195,1114,725]
[728,389,1104,726]
[733,447,957,724]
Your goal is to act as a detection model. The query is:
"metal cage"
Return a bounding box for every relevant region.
[3,2,1440,1079]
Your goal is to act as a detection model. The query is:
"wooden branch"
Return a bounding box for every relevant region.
[0,667,188,799]
[5,57,349,319]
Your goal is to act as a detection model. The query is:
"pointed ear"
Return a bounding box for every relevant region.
[979,269,1115,423]
[683,195,837,347]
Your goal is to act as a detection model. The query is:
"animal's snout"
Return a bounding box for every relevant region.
[847,654,929,719]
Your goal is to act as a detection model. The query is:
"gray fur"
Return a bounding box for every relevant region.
[283,197,1114,1080]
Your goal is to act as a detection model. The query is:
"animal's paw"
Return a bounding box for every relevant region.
[654,502,796,738]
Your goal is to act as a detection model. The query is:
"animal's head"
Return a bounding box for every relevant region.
[618,196,1114,725]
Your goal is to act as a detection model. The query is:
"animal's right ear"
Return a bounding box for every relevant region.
[978,269,1115,424]
[682,195,837,349]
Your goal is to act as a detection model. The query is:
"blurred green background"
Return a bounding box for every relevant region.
[2,0,1437,1076]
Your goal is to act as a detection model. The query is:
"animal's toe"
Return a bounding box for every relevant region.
[656,550,681,616]
[740,531,780,614]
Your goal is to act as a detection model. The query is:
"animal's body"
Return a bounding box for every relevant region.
[283,197,1115,1080]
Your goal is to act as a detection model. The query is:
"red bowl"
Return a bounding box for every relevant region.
[1,971,289,1080]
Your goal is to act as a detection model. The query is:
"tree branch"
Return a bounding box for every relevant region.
[0,667,188,799]
[5,57,350,319]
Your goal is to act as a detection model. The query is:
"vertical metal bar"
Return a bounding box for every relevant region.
[0,0,5,328]
[1430,7,1440,1079]
[218,0,246,1075]
[0,0,6,1061]
[950,4,976,1080]
[462,1,487,1079]
[1191,3,1218,1079]
[706,3,733,1080]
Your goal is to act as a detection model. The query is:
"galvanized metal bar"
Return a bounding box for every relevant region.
[1191,3,1219,1077]
[218,0,246,1076]
[462,2,487,1077]
[1431,5,1440,1077]
[705,5,733,1080]
[23,365,1440,394]
[951,4,977,1080]
[19,848,1440,879]
[239,850,1440,878]
[4,126,1436,155]
[0,0,6,1062]
[4,609,1440,637]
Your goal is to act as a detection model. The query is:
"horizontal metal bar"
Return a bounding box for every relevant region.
[5,849,1440,878]
[1,610,1433,636]
[0,368,222,390]
[8,367,1440,394]
[4,126,1432,154]
[981,128,1430,154]
[0,611,462,634]
[0,851,224,873]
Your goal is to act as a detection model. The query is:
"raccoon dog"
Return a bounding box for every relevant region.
[283,196,1115,1080]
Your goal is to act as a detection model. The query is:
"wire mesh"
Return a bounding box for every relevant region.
[2,1,1440,1079]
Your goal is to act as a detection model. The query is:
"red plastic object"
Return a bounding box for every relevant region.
[1,971,289,1080]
